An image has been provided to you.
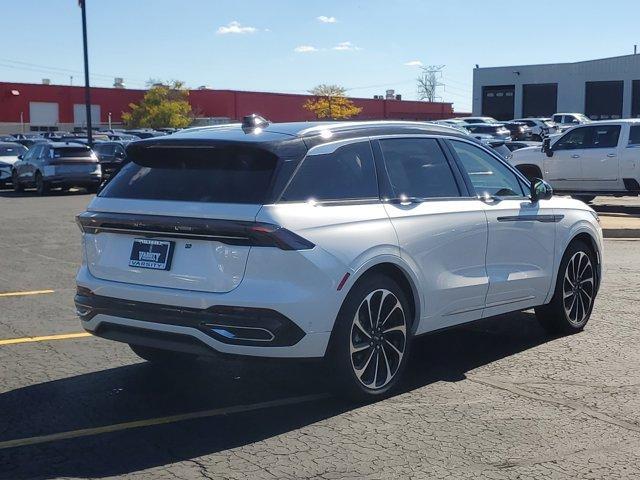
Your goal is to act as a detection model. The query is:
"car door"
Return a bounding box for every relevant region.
[448,139,556,317]
[544,126,589,191]
[578,124,620,186]
[376,136,489,333]
[21,144,43,181]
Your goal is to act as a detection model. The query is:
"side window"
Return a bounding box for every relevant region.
[379,138,461,199]
[281,141,378,202]
[450,140,525,198]
[100,144,116,156]
[628,125,640,146]
[29,145,43,160]
[552,115,562,123]
[590,125,620,148]
[554,127,590,150]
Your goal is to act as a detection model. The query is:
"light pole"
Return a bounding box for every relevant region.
[79,0,93,146]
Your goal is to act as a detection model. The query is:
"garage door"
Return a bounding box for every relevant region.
[29,102,59,127]
[585,81,623,120]
[482,85,514,121]
[73,104,101,126]
[523,83,557,118]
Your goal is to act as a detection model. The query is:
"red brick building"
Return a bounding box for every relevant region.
[0,81,458,133]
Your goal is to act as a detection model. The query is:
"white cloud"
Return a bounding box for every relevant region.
[404,60,423,67]
[216,21,258,35]
[317,15,337,23]
[333,41,361,51]
[294,45,318,53]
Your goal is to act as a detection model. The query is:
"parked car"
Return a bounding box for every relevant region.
[125,129,167,139]
[461,123,511,141]
[14,138,49,149]
[107,133,140,142]
[484,139,513,159]
[504,140,542,152]
[12,142,101,195]
[552,113,591,132]
[509,119,640,202]
[511,118,559,140]
[93,141,128,178]
[74,118,602,400]
[0,142,28,188]
[500,121,533,140]
[460,116,500,124]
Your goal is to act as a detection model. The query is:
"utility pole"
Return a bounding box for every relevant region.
[417,65,445,102]
[80,0,93,145]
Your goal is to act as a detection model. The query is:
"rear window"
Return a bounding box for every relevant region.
[52,147,93,158]
[100,146,278,204]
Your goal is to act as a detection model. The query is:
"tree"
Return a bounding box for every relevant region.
[303,84,362,120]
[122,80,193,129]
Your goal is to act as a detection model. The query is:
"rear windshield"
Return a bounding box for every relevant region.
[53,147,93,158]
[99,145,278,204]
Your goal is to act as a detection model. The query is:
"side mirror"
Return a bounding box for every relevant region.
[542,137,553,157]
[531,178,553,202]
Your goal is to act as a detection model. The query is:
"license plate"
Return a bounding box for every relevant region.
[129,238,174,270]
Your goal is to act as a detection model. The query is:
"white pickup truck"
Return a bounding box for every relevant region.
[509,119,640,202]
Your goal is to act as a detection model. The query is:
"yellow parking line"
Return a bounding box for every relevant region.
[0,393,330,450]
[0,332,91,346]
[0,289,55,297]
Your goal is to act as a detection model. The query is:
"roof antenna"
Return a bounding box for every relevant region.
[242,114,270,133]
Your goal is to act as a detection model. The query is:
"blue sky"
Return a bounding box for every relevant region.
[1,0,639,112]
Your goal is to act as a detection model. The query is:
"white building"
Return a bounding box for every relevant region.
[472,54,640,120]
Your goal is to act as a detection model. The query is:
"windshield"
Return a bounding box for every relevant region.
[0,145,27,156]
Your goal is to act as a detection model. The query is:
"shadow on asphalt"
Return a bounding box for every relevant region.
[0,311,554,479]
[592,203,640,217]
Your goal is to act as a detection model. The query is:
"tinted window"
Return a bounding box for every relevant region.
[591,125,620,148]
[0,145,27,156]
[380,138,460,199]
[451,140,525,197]
[629,125,640,145]
[96,144,116,156]
[552,115,563,123]
[52,147,93,158]
[554,127,590,150]
[281,141,377,202]
[101,146,278,204]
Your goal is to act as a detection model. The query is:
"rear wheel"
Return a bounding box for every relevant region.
[35,172,49,196]
[129,344,199,367]
[12,170,23,193]
[327,273,412,401]
[535,241,597,334]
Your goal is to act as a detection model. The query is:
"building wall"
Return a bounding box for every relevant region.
[472,54,640,118]
[0,82,456,133]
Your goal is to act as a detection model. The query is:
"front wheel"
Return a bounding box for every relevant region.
[12,170,23,193]
[535,241,597,334]
[35,172,49,196]
[327,274,412,401]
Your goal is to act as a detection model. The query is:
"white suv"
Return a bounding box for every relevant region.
[75,118,603,399]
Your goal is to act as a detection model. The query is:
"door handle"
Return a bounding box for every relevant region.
[606,153,617,158]
[571,154,580,158]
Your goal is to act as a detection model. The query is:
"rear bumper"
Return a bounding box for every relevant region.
[75,264,340,358]
[45,174,101,187]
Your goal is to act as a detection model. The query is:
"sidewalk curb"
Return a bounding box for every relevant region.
[602,228,640,239]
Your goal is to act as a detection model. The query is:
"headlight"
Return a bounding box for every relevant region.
[589,210,601,224]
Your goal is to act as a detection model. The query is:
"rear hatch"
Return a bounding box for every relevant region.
[80,141,292,293]
[50,145,99,175]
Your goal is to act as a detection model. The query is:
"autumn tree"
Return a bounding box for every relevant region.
[122,80,193,129]
[303,84,362,120]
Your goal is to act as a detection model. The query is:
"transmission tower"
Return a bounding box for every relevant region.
[417,65,445,102]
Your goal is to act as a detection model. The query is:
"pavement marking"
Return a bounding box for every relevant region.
[0,332,92,346]
[0,289,55,297]
[0,392,331,450]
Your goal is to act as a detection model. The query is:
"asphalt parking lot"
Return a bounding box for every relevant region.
[1,190,640,480]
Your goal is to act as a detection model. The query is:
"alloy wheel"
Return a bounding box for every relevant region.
[350,289,407,390]
[562,251,594,326]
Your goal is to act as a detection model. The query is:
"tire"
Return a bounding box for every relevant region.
[35,172,49,196]
[326,273,412,401]
[12,170,23,193]
[129,344,199,367]
[573,195,596,204]
[535,240,597,335]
